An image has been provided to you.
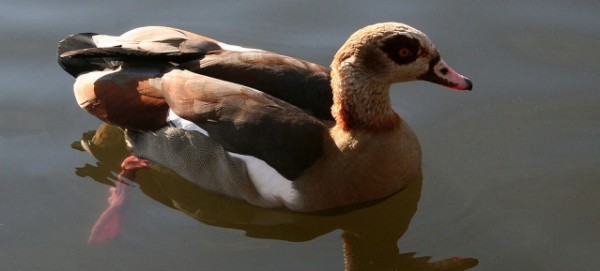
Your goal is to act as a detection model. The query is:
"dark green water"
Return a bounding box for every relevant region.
[1,1,599,270]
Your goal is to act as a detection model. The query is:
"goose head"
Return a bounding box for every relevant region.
[331,22,472,90]
[330,22,472,131]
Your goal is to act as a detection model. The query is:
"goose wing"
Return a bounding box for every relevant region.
[153,69,328,180]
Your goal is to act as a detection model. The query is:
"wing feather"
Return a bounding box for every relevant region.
[154,69,328,180]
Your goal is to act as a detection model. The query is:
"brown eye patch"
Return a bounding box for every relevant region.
[378,33,420,65]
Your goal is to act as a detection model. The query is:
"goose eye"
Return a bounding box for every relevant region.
[398,48,412,57]
[378,33,420,65]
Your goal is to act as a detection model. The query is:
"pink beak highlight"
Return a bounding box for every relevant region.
[420,58,473,91]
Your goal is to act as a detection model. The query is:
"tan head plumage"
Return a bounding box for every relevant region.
[330,22,471,132]
[332,22,439,84]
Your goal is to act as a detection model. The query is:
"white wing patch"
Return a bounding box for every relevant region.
[167,110,209,136]
[92,35,135,48]
[217,42,264,52]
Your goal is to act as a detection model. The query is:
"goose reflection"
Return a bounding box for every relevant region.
[73,124,478,270]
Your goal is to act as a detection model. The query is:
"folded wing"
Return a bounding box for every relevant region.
[153,69,328,180]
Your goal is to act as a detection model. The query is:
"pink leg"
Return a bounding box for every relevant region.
[88,156,150,244]
[120,155,151,171]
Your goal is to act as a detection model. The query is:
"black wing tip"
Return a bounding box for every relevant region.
[57,33,110,77]
[60,46,207,62]
[57,33,100,56]
[57,32,215,77]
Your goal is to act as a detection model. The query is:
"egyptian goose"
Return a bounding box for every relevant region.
[58,22,472,212]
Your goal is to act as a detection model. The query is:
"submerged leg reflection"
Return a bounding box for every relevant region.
[88,156,149,243]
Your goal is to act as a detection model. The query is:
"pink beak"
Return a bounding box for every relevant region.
[420,57,473,91]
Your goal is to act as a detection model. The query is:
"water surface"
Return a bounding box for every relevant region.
[1,1,599,270]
